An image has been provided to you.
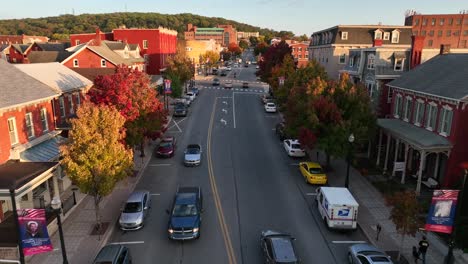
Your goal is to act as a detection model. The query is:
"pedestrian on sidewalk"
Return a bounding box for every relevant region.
[412,246,420,263]
[418,236,429,264]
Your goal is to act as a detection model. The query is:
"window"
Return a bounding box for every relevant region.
[143,40,148,49]
[431,18,436,26]
[185,47,192,52]
[421,30,426,36]
[425,103,438,131]
[366,82,374,99]
[100,59,106,67]
[356,56,360,67]
[298,54,302,59]
[68,94,74,114]
[394,58,405,71]
[422,18,427,25]
[413,31,418,36]
[387,88,393,103]
[439,106,453,136]
[299,47,302,52]
[465,19,468,25]
[341,32,348,40]
[367,54,375,69]
[428,30,434,36]
[76,93,81,106]
[40,108,49,132]
[449,18,453,25]
[446,30,452,37]
[414,19,419,26]
[305,54,308,59]
[403,97,413,121]
[374,30,382,40]
[456,18,462,25]
[394,94,402,117]
[75,40,80,45]
[391,31,400,43]
[25,112,34,138]
[413,100,425,126]
[464,30,468,36]
[462,40,467,48]
[428,40,433,47]
[292,48,295,52]
[59,97,66,117]
[438,30,443,37]
[8,117,18,145]
[440,18,445,25]
[383,32,390,40]
[73,59,79,67]
[339,54,346,64]
[349,56,355,67]
[454,31,460,36]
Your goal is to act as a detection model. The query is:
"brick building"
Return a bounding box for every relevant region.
[405,12,468,49]
[0,34,49,45]
[289,42,309,68]
[184,24,237,47]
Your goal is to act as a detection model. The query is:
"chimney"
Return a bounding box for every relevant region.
[410,35,425,69]
[440,44,451,55]
[187,24,193,31]
[92,28,102,46]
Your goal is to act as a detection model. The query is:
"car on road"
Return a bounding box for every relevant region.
[260,230,299,264]
[186,92,196,102]
[242,82,249,88]
[224,81,233,89]
[244,63,249,67]
[299,162,327,185]
[226,66,232,71]
[348,243,393,264]
[174,98,190,108]
[220,70,227,76]
[183,95,192,106]
[264,102,277,113]
[213,78,220,86]
[283,139,306,157]
[167,186,203,240]
[119,190,151,230]
[190,87,199,96]
[184,144,202,166]
[93,244,132,264]
[261,94,274,104]
[155,137,177,158]
[173,103,188,117]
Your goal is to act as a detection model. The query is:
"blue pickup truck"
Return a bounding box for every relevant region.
[167,186,203,240]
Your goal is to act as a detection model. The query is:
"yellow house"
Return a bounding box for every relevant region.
[185,39,222,67]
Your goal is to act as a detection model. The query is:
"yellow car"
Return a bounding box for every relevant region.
[299,162,328,185]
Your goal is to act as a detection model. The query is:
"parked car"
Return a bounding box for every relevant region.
[186,92,196,102]
[348,243,393,264]
[93,244,132,264]
[283,139,306,157]
[190,87,199,96]
[275,122,288,141]
[226,66,232,71]
[261,94,274,104]
[119,190,151,230]
[242,82,249,88]
[317,187,359,230]
[220,70,227,76]
[213,78,221,86]
[167,186,203,240]
[155,137,177,158]
[264,102,277,113]
[224,81,233,89]
[299,162,327,185]
[174,98,190,107]
[260,230,299,264]
[173,103,188,117]
[184,144,202,166]
[183,95,192,106]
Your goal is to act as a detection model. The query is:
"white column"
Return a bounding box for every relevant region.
[401,144,409,184]
[53,170,60,198]
[416,150,426,195]
[384,134,391,172]
[376,130,383,166]
[433,153,440,180]
[392,139,400,177]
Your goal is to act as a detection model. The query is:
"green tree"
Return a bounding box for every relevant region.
[200,50,221,69]
[60,101,133,231]
[165,45,195,93]
[239,39,249,50]
[164,73,183,98]
[249,36,259,47]
[386,191,423,261]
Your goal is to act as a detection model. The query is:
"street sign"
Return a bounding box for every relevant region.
[278,76,285,86]
[164,79,172,94]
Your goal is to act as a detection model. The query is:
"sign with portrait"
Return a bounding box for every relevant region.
[17,209,53,256]
[164,79,172,94]
[425,190,459,234]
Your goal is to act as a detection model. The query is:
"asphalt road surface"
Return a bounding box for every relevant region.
[109,58,368,263]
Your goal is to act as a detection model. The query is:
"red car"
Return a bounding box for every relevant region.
[155,137,177,158]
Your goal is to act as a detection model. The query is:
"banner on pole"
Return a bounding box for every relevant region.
[18,209,53,256]
[425,190,459,234]
[164,79,172,94]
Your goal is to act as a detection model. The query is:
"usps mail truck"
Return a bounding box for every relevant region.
[316,187,359,230]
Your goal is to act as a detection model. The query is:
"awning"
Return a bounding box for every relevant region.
[393,51,406,59]
[149,75,164,86]
[378,119,452,151]
[20,136,66,162]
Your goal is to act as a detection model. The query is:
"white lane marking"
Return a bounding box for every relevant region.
[151,193,160,196]
[167,118,186,131]
[111,241,145,245]
[306,193,317,196]
[290,163,299,166]
[148,164,172,166]
[332,241,367,244]
[232,92,236,129]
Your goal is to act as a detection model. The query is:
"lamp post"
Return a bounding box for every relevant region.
[345,133,355,188]
[51,197,68,264]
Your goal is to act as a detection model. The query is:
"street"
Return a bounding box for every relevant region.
[109,60,369,264]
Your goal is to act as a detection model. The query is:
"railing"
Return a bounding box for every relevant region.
[0,260,21,263]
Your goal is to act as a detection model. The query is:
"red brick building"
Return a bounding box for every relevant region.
[184,24,237,47]
[0,34,48,45]
[70,27,177,75]
[405,12,468,48]
[289,42,309,67]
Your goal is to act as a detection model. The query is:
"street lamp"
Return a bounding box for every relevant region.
[345,133,355,188]
[51,197,69,264]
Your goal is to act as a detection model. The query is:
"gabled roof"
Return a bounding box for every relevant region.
[0,60,57,110]
[0,44,9,52]
[128,44,139,51]
[14,62,93,93]
[35,42,70,51]
[11,43,30,54]
[70,68,117,83]
[28,51,73,63]
[388,53,468,101]
[103,41,127,51]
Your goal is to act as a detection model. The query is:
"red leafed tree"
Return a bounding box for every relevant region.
[298,127,317,150]
[89,66,166,156]
[228,43,242,55]
[311,96,342,125]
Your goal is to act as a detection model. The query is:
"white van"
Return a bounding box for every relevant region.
[316,187,358,230]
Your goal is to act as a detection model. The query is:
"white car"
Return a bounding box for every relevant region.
[186,92,196,102]
[264,102,277,113]
[226,66,232,71]
[283,139,306,157]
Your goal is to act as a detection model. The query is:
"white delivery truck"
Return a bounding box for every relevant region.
[316,187,359,230]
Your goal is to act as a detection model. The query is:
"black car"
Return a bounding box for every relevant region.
[242,82,249,88]
[220,70,227,76]
[275,122,289,141]
[261,230,299,264]
[93,244,132,264]
[213,78,221,86]
[167,187,203,240]
[173,103,188,117]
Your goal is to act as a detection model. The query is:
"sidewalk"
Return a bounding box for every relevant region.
[28,115,172,264]
[314,149,467,264]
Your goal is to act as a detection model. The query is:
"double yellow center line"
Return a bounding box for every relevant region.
[207,98,237,264]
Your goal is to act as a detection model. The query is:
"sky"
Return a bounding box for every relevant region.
[1,0,467,36]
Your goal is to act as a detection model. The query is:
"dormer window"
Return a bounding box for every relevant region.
[391,30,400,43]
[339,54,346,64]
[75,40,80,45]
[374,30,383,40]
[367,54,375,69]
[383,32,390,40]
[73,59,79,67]
[394,58,405,71]
[341,32,348,40]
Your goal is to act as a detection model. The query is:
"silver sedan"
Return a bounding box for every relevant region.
[348,243,393,264]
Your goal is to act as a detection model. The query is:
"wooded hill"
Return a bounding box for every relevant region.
[0,12,294,41]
